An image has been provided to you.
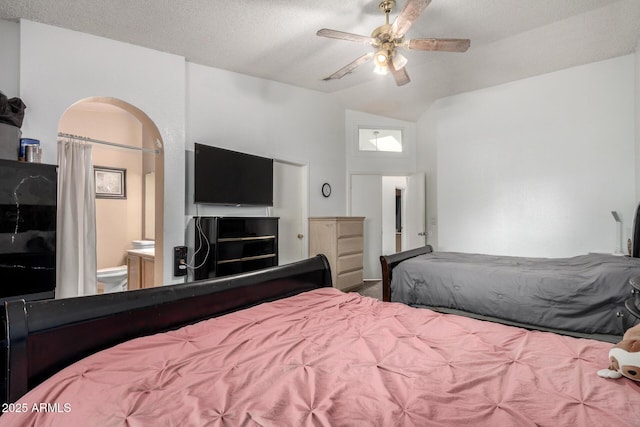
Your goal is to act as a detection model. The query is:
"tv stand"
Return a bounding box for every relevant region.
[193,216,279,279]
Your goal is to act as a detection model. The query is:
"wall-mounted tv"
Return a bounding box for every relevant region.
[194,143,273,206]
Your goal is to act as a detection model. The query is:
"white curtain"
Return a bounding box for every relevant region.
[56,139,97,298]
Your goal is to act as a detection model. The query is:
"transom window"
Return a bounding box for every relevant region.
[358,128,403,152]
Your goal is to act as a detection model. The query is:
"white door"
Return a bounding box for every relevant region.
[272,161,306,265]
[404,173,427,250]
[350,174,382,280]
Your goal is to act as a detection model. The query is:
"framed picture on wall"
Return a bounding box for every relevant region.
[94,166,126,199]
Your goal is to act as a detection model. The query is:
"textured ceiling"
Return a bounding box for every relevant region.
[1,0,639,121]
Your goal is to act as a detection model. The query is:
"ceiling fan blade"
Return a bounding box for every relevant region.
[322,52,374,81]
[390,62,410,86]
[390,0,431,36]
[316,28,374,44]
[406,38,470,52]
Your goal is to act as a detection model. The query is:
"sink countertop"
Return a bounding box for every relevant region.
[127,248,155,257]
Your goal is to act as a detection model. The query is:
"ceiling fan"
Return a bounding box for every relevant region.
[317,0,470,86]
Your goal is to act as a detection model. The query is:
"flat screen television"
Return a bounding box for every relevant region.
[194,143,273,206]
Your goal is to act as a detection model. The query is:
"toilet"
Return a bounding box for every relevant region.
[96,241,153,293]
[97,265,128,293]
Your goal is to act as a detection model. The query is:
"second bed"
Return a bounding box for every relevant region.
[381,246,640,341]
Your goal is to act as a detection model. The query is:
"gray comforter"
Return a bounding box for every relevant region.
[391,252,640,335]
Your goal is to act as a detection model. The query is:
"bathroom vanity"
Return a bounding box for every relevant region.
[126,248,155,289]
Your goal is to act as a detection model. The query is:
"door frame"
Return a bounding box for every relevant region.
[348,172,424,280]
[271,158,309,263]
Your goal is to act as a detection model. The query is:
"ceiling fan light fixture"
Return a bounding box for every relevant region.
[374,49,389,67]
[391,52,408,70]
[374,63,389,75]
[374,49,390,75]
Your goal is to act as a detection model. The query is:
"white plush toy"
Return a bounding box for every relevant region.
[597,323,640,381]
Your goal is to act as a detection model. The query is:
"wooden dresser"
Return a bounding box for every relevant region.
[309,217,364,291]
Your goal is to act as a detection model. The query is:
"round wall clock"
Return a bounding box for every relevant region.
[321,183,331,198]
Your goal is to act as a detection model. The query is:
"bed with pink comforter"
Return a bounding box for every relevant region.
[1,287,638,426]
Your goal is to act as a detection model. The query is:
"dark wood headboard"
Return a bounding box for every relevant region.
[633,203,640,258]
[380,245,433,302]
[2,255,332,404]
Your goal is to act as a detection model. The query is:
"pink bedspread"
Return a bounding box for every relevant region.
[1,288,639,426]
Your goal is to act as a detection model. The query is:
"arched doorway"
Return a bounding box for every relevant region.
[58,97,164,293]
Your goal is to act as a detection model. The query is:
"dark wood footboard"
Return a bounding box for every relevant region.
[380,245,433,302]
[2,255,332,404]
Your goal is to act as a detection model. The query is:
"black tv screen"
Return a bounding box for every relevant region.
[194,143,273,206]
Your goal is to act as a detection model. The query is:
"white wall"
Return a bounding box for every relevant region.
[351,174,381,279]
[416,111,438,248]
[7,19,353,286]
[636,41,640,203]
[420,54,636,257]
[0,20,19,98]
[185,63,345,219]
[346,109,417,177]
[19,20,186,284]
